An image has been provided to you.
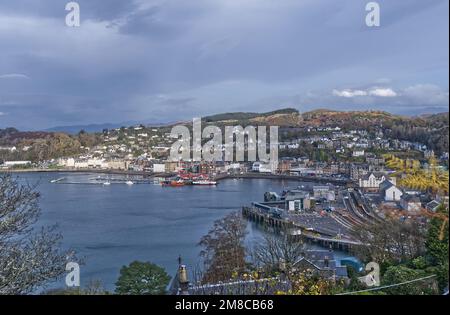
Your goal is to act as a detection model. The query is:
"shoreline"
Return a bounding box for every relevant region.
[0,168,172,178]
[2,168,355,185]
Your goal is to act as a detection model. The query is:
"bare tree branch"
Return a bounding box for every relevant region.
[0,174,77,294]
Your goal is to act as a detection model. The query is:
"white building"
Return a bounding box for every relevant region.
[2,161,31,167]
[225,163,242,171]
[87,158,106,168]
[380,180,403,201]
[153,164,166,173]
[74,159,89,168]
[58,157,75,168]
[352,150,365,157]
[252,162,273,173]
[359,172,396,190]
[290,167,324,176]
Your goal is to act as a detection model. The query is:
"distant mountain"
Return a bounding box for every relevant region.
[44,120,174,134]
[46,123,132,134]
[42,109,449,133]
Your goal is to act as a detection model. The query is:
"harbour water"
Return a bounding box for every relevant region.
[11,172,352,291]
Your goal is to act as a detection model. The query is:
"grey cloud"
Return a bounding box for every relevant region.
[0,0,139,21]
[0,0,448,129]
[402,84,449,107]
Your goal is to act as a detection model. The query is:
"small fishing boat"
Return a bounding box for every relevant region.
[161,180,186,187]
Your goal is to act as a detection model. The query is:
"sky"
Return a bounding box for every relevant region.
[0,0,448,130]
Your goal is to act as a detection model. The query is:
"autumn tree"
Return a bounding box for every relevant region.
[198,211,248,284]
[351,217,425,266]
[285,273,338,295]
[0,174,77,294]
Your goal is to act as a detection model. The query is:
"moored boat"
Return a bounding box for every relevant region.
[162,180,186,187]
[192,180,217,186]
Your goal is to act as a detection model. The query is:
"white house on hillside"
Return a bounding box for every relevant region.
[379,180,403,201]
[359,172,396,190]
[352,149,365,157]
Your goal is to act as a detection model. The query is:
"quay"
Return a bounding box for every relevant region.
[216,172,354,186]
[242,205,362,252]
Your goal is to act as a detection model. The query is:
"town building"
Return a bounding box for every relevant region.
[359,172,395,191]
[152,163,166,173]
[1,160,31,168]
[278,159,292,174]
[252,162,273,173]
[313,186,335,201]
[284,190,311,212]
[379,180,403,201]
[400,194,422,212]
[350,163,369,180]
[426,200,441,212]
[352,149,365,157]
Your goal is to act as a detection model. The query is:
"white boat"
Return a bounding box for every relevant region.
[192,180,217,186]
[125,181,134,185]
[50,177,65,183]
[103,181,111,186]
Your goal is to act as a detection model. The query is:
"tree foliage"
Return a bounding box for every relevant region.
[381,265,437,295]
[115,261,171,295]
[351,206,448,294]
[351,217,425,266]
[425,205,449,290]
[198,211,248,284]
[0,130,102,162]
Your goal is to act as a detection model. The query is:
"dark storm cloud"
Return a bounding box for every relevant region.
[0,0,448,130]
